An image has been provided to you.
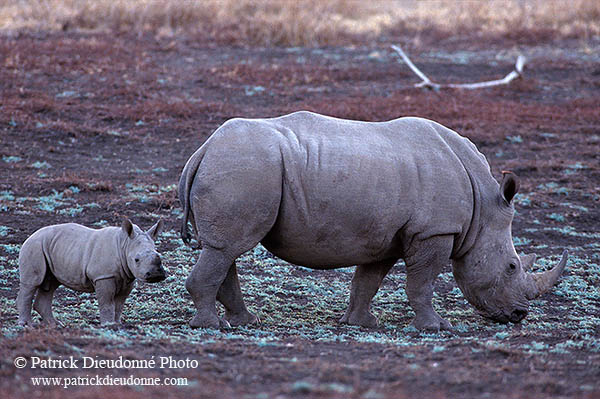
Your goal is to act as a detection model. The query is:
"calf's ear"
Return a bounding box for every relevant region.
[147,219,163,241]
[500,171,519,205]
[121,219,134,238]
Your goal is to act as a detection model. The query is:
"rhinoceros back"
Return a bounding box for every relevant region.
[260,112,491,267]
[180,111,495,268]
[20,224,123,292]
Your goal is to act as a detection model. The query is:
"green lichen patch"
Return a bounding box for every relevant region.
[2,233,598,360]
[0,188,106,218]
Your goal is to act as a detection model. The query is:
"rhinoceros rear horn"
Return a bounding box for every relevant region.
[519,253,537,271]
[524,250,568,300]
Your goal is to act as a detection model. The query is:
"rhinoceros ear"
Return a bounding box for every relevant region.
[121,219,134,238]
[500,171,519,205]
[146,219,163,241]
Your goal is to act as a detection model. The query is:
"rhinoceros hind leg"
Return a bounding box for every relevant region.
[405,235,454,332]
[18,243,48,327]
[187,247,252,329]
[340,259,396,328]
[189,312,231,329]
[186,150,280,329]
[17,284,38,326]
[217,262,259,326]
[33,275,60,327]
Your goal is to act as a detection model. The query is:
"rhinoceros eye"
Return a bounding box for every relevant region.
[508,263,517,273]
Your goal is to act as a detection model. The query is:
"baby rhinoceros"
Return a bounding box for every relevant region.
[17,219,165,327]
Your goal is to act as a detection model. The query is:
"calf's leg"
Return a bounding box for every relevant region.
[17,284,38,326]
[95,278,118,326]
[33,274,60,326]
[17,242,47,326]
[114,283,134,324]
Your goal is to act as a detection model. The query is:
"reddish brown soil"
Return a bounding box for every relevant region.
[1,31,599,398]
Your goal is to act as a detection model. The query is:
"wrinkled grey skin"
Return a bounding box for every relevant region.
[17,219,165,327]
[179,111,568,331]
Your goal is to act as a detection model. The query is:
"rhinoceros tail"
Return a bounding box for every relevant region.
[178,146,207,248]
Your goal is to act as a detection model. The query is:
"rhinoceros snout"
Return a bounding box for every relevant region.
[144,256,166,283]
[485,307,528,324]
[144,269,166,283]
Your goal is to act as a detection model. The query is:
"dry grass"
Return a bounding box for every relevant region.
[0,0,599,45]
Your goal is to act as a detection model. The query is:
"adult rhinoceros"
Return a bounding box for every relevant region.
[178,111,567,331]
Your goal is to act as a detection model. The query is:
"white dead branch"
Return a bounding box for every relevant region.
[390,44,526,90]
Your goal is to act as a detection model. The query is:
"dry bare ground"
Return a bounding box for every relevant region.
[1,0,600,44]
[1,1,599,398]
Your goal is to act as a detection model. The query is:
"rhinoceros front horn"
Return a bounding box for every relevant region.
[524,250,568,300]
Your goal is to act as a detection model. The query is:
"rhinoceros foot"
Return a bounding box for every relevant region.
[41,318,61,328]
[411,311,452,332]
[189,312,231,329]
[101,321,122,330]
[225,310,260,327]
[18,319,32,328]
[339,310,379,328]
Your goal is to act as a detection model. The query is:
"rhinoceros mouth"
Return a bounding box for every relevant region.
[482,307,528,324]
[508,308,528,323]
[485,312,510,324]
[143,272,167,283]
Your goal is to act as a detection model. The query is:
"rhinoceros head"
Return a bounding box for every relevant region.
[121,219,166,283]
[451,172,568,324]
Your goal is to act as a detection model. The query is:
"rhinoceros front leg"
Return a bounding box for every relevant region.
[95,278,118,326]
[340,259,396,328]
[217,262,259,326]
[114,283,134,324]
[405,235,454,332]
